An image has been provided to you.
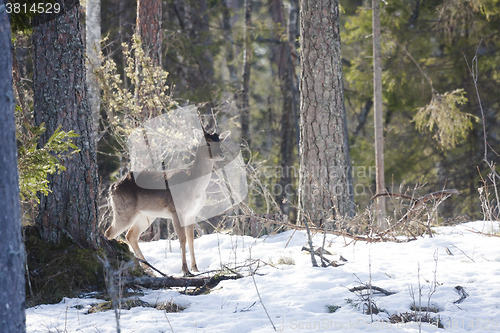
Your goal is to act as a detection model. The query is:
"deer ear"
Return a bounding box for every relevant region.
[219,131,231,142]
[193,129,204,141]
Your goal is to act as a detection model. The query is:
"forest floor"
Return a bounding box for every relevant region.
[26,221,500,333]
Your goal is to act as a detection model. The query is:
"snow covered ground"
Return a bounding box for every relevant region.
[26,221,500,333]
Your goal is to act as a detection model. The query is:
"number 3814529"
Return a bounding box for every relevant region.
[6,2,61,14]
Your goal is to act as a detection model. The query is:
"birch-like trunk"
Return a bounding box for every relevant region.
[373,0,387,228]
[239,0,252,147]
[86,0,101,143]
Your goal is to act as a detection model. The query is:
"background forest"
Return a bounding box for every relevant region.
[11,0,500,223]
[88,0,500,220]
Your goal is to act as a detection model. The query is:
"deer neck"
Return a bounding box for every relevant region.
[189,145,215,188]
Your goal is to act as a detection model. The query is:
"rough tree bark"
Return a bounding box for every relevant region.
[0,4,25,331]
[136,0,162,67]
[297,0,351,223]
[136,0,162,119]
[372,0,387,228]
[32,0,100,249]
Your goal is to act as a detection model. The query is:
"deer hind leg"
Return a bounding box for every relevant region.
[171,212,191,276]
[125,214,152,262]
[185,222,199,273]
[105,207,137,240]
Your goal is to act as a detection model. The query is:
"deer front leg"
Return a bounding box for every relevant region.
[172,212,192,276]
[186,223,199,273]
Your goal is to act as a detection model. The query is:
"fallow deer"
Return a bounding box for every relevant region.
[105,127,230,276]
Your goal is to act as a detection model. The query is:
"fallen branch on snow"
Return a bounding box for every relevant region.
[121,274,242,290]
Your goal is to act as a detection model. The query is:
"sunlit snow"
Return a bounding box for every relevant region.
[26,221,500,333]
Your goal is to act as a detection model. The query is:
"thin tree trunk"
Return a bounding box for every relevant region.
[297,0,351,224]
[239,0,252,147]
[0,8,25,331]
[221,0,237,83]
[86,0,101,143]
[271,0,296,216]
[372,0,387,228]
[32,0,100,250]
[288,0,300,157]
[118,0,128,91]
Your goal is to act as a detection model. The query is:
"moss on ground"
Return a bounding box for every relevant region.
[24,225,145,307]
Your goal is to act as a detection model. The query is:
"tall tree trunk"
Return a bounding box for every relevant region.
[136,0,163,240]
[32,0,100,250]
[86,0,101,143]
[271,0,297,215]
[136,0,162,118]
[372,0,387,228]
[136,0,162,67]
[288,0,301,156]
[239,0,252,147]
[0,7,25,331]
[297,0,351,223]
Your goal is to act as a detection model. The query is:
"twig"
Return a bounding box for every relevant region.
[466,229,500,238]
[137,259,167,277]
[449,244,475,263]
[163,310,175,333]
[302,214,318,267]
[462,40,486,160]
[250,261,276,331]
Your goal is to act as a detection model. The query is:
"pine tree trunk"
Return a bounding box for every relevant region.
[86,0,101,143]
[136,0,162,118]
[32,0,100,250]
[297,0,351,223]
[0,8,25,331]
[136,0,162,67]
[372,0,387,228]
